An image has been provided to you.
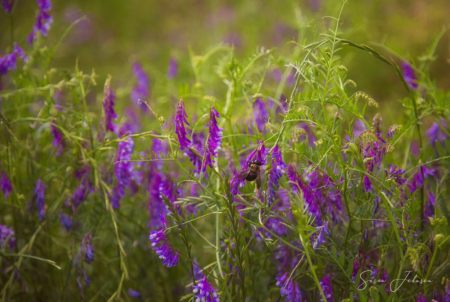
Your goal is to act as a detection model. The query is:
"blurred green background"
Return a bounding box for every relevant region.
[1,0,449,116]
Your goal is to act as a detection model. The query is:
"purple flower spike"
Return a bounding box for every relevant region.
[131,63,150,110]
[167,57,178,79]
[0,172,13,198]
[81,233,94,264]
[276,273,303,302]
[103,76,118,133]
[319,274,334,302]
[201,106,223,172]
[426,119,448,150]
[416,293,427,302]
[51,124,64,156]
[273,145,287,171]
[312,221,329,249]
[149,216,179,268]
[385,164,406,186]
[35,179,46,221]
[445,280,450,302]
[148,174,167,229]
[401,61,418,90]
[59,213,73,231]
[175,99,191,150]
[27,0,53,46]
[267,159,283,206]
[2,0,14,13]
[372,114,385,143]
[0,43,27,75]
[128,288,142,298]
[192,277,220,302]
[287,165,322,224]
[253,98,269,132]
[0,224,16,250]
[115,130,135,198]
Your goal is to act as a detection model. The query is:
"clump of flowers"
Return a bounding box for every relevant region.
[192,276,220,302]
[34,179,46,221]
[103,76,118,133]
[319,275,334,302]
[131,62,150,110]
[75,233,94,292]
[27,0,53,45]
[201,106,223,172]
[0,224,16,250]
[0,171,12,198]
[276,273,303,302]
[149,215,179,268]
[0,44,27,75]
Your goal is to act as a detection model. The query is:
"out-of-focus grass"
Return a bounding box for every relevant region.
[2,0,448,89]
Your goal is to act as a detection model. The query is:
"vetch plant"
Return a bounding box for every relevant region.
[0,1,449,301]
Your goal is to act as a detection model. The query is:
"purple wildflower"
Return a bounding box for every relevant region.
[80,233,94,264]
[2,0,14,13]
[0,224,16,250]
[59,213,73,231]
[353,120,367,139]
[167,57,178,79]
[72,179,89,207]
[175,99,192,150]
[306,169,342,222]
[372,113,385,143]
[385,164,407,186]
[115,130,135,198]
[386,124,400,139]
[148,174,167,229]
[401,61,419,90]
[253,98,269,132]
[312,221,329,249]
[192,276,220,302]
[131,63,150,110]
[103,76,118,133]
[425,192,436,219]
[27,0,53,46]
[406,167,435,196]
[201,106,223,172]
[267,145,286,206]
[426,119,448,150]
[445,280,450,302]
[416,293,427,302]
[273,145,287,170]
[109,187,121,209]
[51,124,64,156]
[287,164,322,224]
[319,275,334,302]
[149,216,179,268]
[0,172,13,198]
[267,159,283,206]
[128,288,142,299]
[35,179,46,221]
[188,133,204,173]
[362,141,389,192]
[0,44,27,75]
[276,273,303,302]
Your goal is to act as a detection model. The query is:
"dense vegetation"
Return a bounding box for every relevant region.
[1,1,449,301]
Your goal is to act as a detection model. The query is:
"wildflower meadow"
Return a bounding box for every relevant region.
[1,0,450,301]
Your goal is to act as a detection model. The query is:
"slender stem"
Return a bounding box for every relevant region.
[215,213,224,277]
[298,230,328,302]
[424,242,438,294]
